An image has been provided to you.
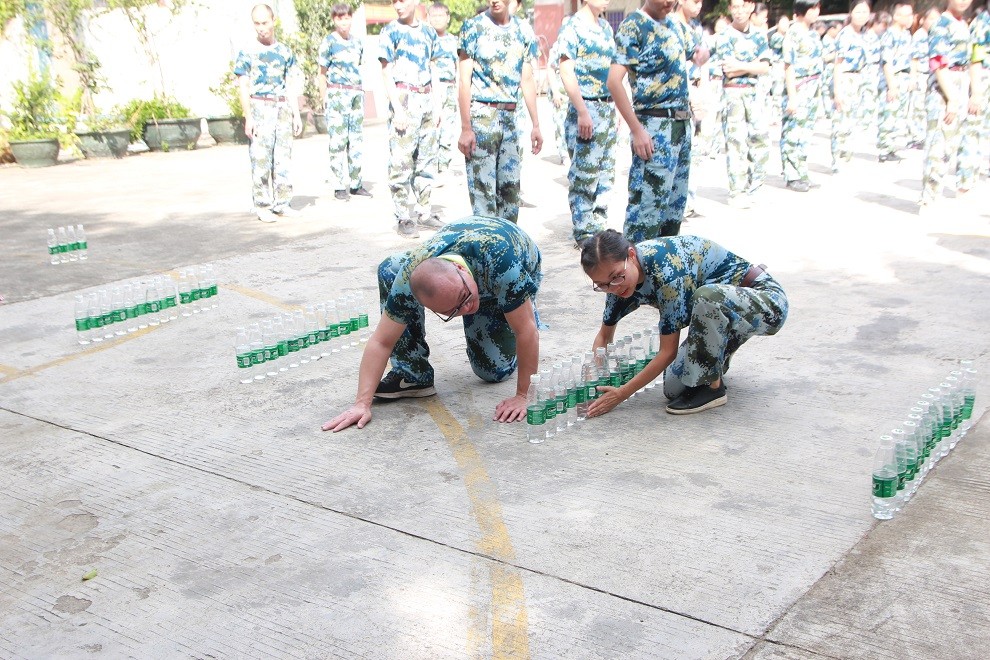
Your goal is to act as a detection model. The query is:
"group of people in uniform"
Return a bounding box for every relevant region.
[231,0,987,433]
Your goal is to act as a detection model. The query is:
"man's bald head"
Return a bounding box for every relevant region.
[410,258,459,303]
[252,4,274,20]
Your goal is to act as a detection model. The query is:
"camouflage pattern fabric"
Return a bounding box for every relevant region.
[466,103,522,222]
[780,25,822,183]
[325,89,364,191]
[970,10,990,176]
[459,12,538,103]
[876,72,911,155]
[908,27,930,144]
[624,115,690,243]
[248,100,294,212]
[436,81,459,172]
[388,90,438,221]
[234,41,297,98]
[565,99,617,244]
[722,87,769,198]
[831,26,868,167]
[378,216,542,383]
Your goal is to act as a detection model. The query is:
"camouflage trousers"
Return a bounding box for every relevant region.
[908,69,928,144]
[552,96,569,161]
[388,90,437,221]
[877,72,911,155]
[378,253,530,384]
[722,86,769,198]
[624,114,691,243]
[248,99,293,212]
[830,72,868,167]
[663,273,788,397]
[977,70,990,176]
[466,101,523,223]
[436,82,458,172]
[922,73,976,204]
[325,88,364,191]
[780,76,820,182]
[565,99,617,244]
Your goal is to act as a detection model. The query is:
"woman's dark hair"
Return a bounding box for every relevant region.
[794,0,821,16]
[849,0,872,12]
[580,229,632,272]
[753,3,769,15]
[332,3,352,17]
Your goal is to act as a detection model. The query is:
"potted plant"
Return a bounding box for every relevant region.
[119,95,201,151]
[75,112,131,158]
[207,65,248,145]
[7,73,64,168]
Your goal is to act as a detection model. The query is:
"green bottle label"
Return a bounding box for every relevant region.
[113,309,127,323]
[555,396,566,414]
[277,340,289,356]
[180,292,193,304]
[349,317,359,332]
[127,305,139,319]
[236,354,252,368]
[359,313,369,328]
[210,284,218,297]
[636,358,649,373]
[58,244,69,253]
[69,242,81,251]
[544,400,556,419]
[79,241,87,250]
[148,300,160,313]
[588,384,598,400]
[610,373,621,387]
[166,296,177,308]
[566,390,577,408]
[308,331,320,345]
[318,328,329,342]
[338,322,350,336]
[575,387,587,404]
[75,318,89,331]
[872,474,897,498]
[329,326,340,338]
[896,471,906,491]
[91,314,104,329]
[251,349,265,365]
[49,246,58,255]
[102,312,114,326]
[265,346,279,361]
[527,405,546,425]
[190,289,201,301]
[299,334,310,349]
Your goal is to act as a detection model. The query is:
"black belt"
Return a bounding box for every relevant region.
[895,69,911,74]
[396,82,432,93]
[637,108,691,119]
[741,264,767,288]
[476,100,517,111]
[582,96,612,101]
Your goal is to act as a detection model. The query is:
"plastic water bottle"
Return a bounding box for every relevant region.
[248,323,266,380]
[552,363,567,434]
[47,229,59,265]
[178,270,193,317]
[284,313,301,368]
[293,310,310,365]
[540,368,556,438]
[272,315,290,371]
[565,358,578,427]
[872,436,898,520]
[145,281,161,327]
[305,306,322,361]
[99,289,114,339]
[110,287,127,335]
[355,292,371,343]
[74,295,91,344]
[526,374,546,444]
[901,421,921,497]
[574,356,588,421]
[235,327,253,384]
[892,433,908,510]
[261,320,279,378]
[581,351,598,414]
[347,293,360,347]
[337,297,352,348]
[87,293,103,342]
[76,224,88,260]
[66,225,79,261]
[57,227,70,263]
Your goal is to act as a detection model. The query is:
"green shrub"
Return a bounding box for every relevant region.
[8,74,63,140]
[118,95,191,142]
[209,64,243,118]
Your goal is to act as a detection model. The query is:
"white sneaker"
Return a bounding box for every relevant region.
[256,208,277,223]
[272,206,299,218]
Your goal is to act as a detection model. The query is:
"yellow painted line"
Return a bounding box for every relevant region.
[423,398,530,660]
[0,364,20,377]
[221,283,300,312]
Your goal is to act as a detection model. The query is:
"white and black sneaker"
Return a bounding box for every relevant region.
[374,371,436,399]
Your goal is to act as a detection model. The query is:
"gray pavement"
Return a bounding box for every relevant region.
[2,102,990,658]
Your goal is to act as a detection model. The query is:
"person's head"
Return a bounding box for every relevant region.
[583,0,612,16]
[410,259,481,321]
[777,14,791,31]
[392,0,420,24]
[826,21,840,37]
[678,0,703,20]
[921,6,940,29]
[489,0,511,21]
[428,2,451,32]
[947,0,973,17]
[332,3,353,35]
[751,3,769,29]
[891,1,914,29]
[869,10,891,32]
[728,0,755,29]
[714,14,730,32]
[580,230,641,299]
[793,0,821,23]
[848,0,871,29]
[251,4,275,45]
[643,0,678,20]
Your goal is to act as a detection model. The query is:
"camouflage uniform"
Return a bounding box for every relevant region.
[768,29,786,123]
[514,22,541,154]
[970,10,990,177]
[234,41,298,213]
[378,216,542,384]
[318,31,365,192]
[863,29,884,126]
[908,27,930,146]
[615,11,691,243]
[672,15,705,217]
[780,23,823,184]
[821,33,837,119]
[877,25,913,157]
[831,25,868,169]
[459,12,538,223]
[715,23,771,201]
[435,32,460,173]
[546,40,570,163]
[556,13,617,244]
[379,19,440,224]
[922,12,974,205]
[600,236,787,396]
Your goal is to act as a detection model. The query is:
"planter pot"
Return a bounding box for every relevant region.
[313,112,327,134]
[9,138,60,168]
[207,116,248,145]
[76,129,131,159]
[143,117,202,151]
[297,109,312,138]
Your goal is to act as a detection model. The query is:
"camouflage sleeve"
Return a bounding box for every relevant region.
[317,36,331,69]
[458,17,477,59]
[378,23,397,62]
[602,294,639,326]
[928,21,949,60]
[755,32,771,62]
[614,18,641,68]
[233,49,251,76]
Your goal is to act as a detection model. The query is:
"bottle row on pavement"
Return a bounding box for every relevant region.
[527,326,660,443]
[872,361,979,520]
[48,225,88,264]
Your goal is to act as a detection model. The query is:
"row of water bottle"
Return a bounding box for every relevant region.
[526,326,662,443]
[73,266,219,344]
[872,361,978,520]
[48,225,88,263]
[234,294,372,383]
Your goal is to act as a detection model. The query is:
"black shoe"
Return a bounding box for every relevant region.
[335,190,350,201]
[417,213,445,229]
[786,179,810,193]
[878,152,903,163]
[350,186,373,197]
[665,383,727,415]
[374,371,436,399]
[396,219,420,239]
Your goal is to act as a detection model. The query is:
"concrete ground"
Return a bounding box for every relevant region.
[2,101,989,659]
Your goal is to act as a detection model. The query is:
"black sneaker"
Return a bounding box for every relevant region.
[350,186,373,197]
[665,383,727,415]
[335,190,350,201]
[374,371,436,399]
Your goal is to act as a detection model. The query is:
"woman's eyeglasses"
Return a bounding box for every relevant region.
[591,257,628,293]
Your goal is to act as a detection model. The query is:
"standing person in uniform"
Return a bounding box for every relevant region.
[831,0,871,174]
[921,0,976,211]
[780,0,823,192]
[908,8,941,149]
[821,21,840,122]
[557,0,618,248]
[235,4,302,224]
[380,0,443,240]
[671,0,710,220]
[766,13,788,126]
[458,0,543,224]
[969,5,990,178]
[321,216,542,431]
[429,2,460,178]
[877,2,915,163]
[546,39,571,165]
[608,0,693,243]
[580,229,788,416]
[863,12,891,135]
[716,0,771,209]
[318,4,372,203]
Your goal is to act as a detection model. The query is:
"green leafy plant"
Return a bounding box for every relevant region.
[118,95,191,142]
[209,64,243,118]
[8,73,64,140]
